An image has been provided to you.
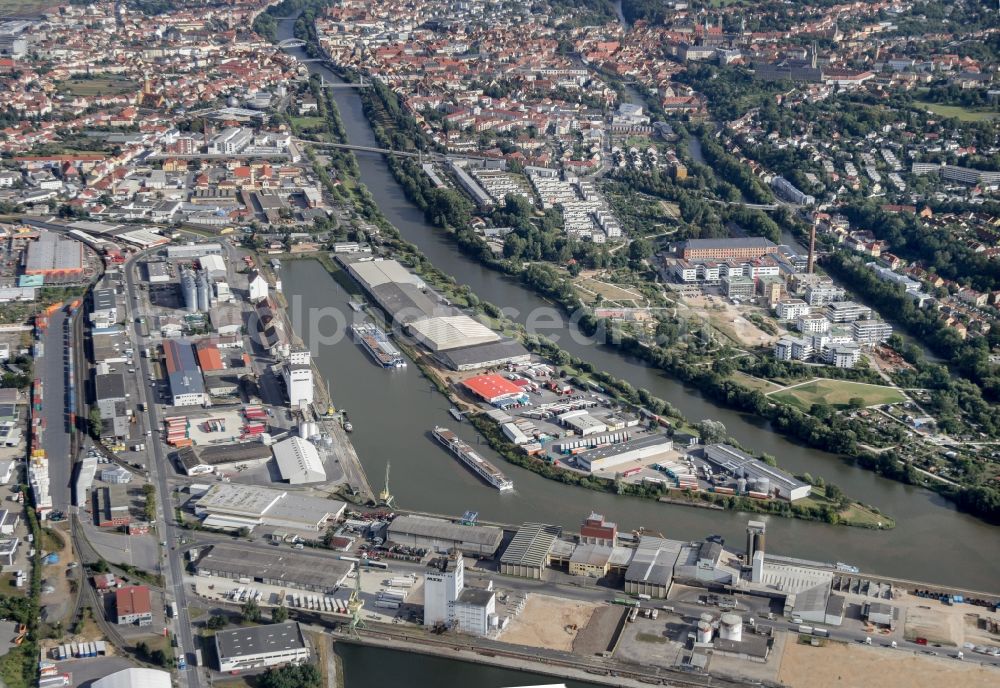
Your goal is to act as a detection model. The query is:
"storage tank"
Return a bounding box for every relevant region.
[755,477,771,496]
[696,620,713,644]
[181,269,198,313]
[197,272,211,312]
[719,613,743,642]
[736,478,747,494]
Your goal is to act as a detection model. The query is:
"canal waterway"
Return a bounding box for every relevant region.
[277,18,1000,590]
[335,644,600,688]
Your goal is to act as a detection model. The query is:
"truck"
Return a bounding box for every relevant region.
[166,602,176,619]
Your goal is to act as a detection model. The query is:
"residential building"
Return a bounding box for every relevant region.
[115,586,152,626]
[825,301,872,323]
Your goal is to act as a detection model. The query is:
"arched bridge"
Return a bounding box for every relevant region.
[278,38,306,48]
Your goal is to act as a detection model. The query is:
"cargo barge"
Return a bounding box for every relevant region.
[351,323,406,369]
[432,426,514,491]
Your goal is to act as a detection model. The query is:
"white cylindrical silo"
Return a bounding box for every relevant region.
[719,613,742,642]
[696,620,713,644]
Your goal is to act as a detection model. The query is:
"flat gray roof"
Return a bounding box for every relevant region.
[683,237,776,250]
[439,339,530,369]
[198,543,350,591]
[215,621,306,660]
[624,536,683,586]
[94,372,126,400]
[387,514,503,548]
[500,523,561,568]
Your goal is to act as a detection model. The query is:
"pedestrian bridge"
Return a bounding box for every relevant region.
[277,38,306,48]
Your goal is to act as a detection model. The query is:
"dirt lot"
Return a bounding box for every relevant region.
[499,594,600,652]
[681,292,778,347]
[778,638,999,688]
[899,592,1000,647]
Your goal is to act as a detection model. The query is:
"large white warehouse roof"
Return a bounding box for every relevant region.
[273,436,326,484]
[93,669,171,688]
[408,315,500,352]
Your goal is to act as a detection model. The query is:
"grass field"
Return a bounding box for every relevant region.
[58,77,138,97]
[731,371,784,394]
[914,101,999,122]
[0,0,57,16]
[290,116,325,129]
[770,378,906,411]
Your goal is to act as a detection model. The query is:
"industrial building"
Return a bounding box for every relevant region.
[273,436,326,484]
[437,339,531,371]
[24,232,85,278]
[341,256,530,369]
[193,483,345,532]
[702,444,811,501]
[499,523,562,579]
[424,554,496,636]
[462,374,528,406]
[93,669,171,688]
[162,339,206,406]
[197,544,350,594]
[166,243,223,259]
[214,622,310,673]
[408,315,500,352]
[115,586,152,626]
[680,238,778,261]
[94,486,130,527]
[624,537,684,598]
[574,434,674,473]
[175,443,274,476]
[386,514,503,557]
[282,354,314,408]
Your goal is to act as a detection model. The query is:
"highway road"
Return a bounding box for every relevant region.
[123,251,202,688]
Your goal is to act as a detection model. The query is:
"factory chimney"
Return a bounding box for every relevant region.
[807,224,817,274]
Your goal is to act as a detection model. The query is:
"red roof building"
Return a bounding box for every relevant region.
[462,374,525,404]
[115,586,152,626]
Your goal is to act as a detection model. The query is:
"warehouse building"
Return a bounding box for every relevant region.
[437,339,531,371]
[273,436,326,484]
[162,339,206,406]
[462,374,529,406]
[24,232,84,278]
[408,315,500,352]
[94,486,130,527]
[175,443,274,476]
[574,434,674,474]
[194,483,345,532]
[386,515,503,557]
[702,444,811,501]
[214,622,310,673]
[624,536,684,598]
[197,544,350,595]
[499,523,562,579]
[93,668,171,688]
[167,243,223,259]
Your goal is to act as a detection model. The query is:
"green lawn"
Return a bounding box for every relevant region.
[731,371,784,395]
[914,101,999,122]
[770,379,906,411]
[291,116,326,129]
[58,77,137,97]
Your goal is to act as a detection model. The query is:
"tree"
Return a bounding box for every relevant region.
[848,397,866,409]
[695,419,727,444]
[272,605,289,623]
[206,614,227,630]
[88,408,101,439]
[824,483,845,505]
[241,598,262,624]
[259,664,322,688]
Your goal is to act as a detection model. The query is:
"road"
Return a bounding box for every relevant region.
[123,250,201,688]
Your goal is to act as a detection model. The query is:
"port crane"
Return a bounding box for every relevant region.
[379,462,394,507]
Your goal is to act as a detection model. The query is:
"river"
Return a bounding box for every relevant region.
[276,19,1000,592]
